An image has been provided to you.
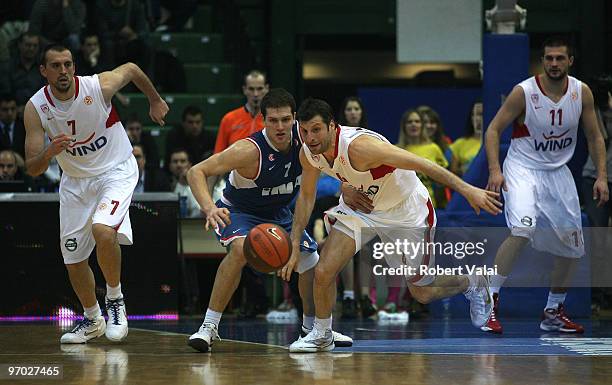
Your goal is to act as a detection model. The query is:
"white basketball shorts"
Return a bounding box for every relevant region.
[59,156,139,264]
[502,157,584,258]
[324,183,437,286]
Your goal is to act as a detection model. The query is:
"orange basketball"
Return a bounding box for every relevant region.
[243,223,292,273]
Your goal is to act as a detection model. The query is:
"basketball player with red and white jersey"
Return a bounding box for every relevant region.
[286,98,503,353]
[484,37,608,334]
[24,44,169,344]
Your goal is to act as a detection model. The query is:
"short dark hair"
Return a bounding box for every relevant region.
[19,32,39,44]
[542,36,573,57]
[39,43,73,66]
[260,88,296,119]
[182,105,202,121]
[297,98,334,126]
[244,70,267,85]
[169,148,191,162]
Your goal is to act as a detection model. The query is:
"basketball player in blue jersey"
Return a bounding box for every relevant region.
[186,88,353,352]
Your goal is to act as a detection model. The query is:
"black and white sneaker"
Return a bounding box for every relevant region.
[60,316,106,344]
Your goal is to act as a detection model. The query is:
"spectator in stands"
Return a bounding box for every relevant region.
[95,0,152,75]
[338,96,368,128]
[214,70,268,154]
[8,33,45,108]
[151,0,198,32]
[450,101,483,176]
[0,149,36,191]
[168,148,201,218]
[0,94,25,158]
[133,144,170,192]
[166,105,215,168]
[74,34,111,76]
[125,115,160,169]
[582,79,612,227]
[28,0,85,51]
[397,108,448,207]
[0,149,19,180]
[417,105,451,153]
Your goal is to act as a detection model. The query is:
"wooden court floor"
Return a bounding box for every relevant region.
[1,323,612,385]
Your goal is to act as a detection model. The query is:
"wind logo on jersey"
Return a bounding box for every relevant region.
[571,91,578,100]
[534,130,572,152]
[269,154,275,161]
[40,104,49,114]
[531,94,539,104]
[84,96,93,105]
[65,135,108,157]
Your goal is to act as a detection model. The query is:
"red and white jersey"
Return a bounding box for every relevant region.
[507,75,583,170]
[303,126,425,211]
[30,75,132,178]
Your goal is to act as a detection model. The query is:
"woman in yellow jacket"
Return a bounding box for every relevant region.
[397,108,448,208]
[450,101,483,176]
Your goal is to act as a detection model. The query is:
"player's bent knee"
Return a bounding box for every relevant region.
[92,223,118,246]
[314,263,335,287]
[226,239,247,265]
[409,286,435,304]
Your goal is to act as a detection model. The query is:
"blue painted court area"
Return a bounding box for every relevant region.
[134,317,612,357]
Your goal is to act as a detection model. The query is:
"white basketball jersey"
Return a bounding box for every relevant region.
[506,75,583,170]
[303,126,424,211]
[30,75,133,177]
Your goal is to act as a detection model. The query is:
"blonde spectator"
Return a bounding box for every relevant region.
[397,109,448,207]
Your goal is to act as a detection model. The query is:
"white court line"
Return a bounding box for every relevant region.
[131,327,288,350]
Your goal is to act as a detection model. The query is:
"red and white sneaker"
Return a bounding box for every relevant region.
[540,304,584,333]
[481,293,503,334]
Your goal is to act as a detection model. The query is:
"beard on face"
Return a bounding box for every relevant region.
[544,67,566,81]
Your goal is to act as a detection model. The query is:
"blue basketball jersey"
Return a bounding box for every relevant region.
[221,123,302,217]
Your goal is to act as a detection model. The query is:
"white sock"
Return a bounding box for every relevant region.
[490,274,507,295]
[303,315,315,330]
[545,292,566,310]
[84,303,101,319]
[204,308,222,328]
[106,283,123,300]
[314,317,332,331]
[343,290,355,300]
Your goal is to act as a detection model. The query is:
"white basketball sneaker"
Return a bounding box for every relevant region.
[105,297,128,342]
[188,322,220,352]
[463,275,494,328]
[294,325,353,348]
[60,315,106,344]
[289,327,335,353]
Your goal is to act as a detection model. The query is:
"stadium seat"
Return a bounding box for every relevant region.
[148,33,224,63]
[184,64,236,93]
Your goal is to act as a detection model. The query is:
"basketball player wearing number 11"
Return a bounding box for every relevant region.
[24,44,169,344]
[484,37,608,334]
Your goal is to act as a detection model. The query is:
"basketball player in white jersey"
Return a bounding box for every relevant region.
[285,98,503,352]
[24,44,169,344]
[484,37,608,334]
